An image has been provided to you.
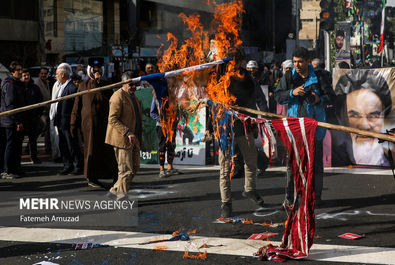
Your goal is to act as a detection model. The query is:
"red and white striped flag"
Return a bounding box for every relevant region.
[255,117,317,260]
[377,0,386,54]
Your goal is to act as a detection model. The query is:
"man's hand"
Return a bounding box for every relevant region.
[94,72,101,82]
[16,123,23,132]
[128,134,137,145]
[292,85,305,96]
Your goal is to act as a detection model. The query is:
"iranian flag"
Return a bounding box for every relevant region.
[377,0,386,53]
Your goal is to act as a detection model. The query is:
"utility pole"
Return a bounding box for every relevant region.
[272,0,276,52]
[324,31,331,70]
[296,0,300,48]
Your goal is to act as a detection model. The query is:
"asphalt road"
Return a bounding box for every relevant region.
[0,161,394,265]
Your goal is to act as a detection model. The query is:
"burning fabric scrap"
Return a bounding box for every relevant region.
[139,228,197,245]
[183,251,208,260]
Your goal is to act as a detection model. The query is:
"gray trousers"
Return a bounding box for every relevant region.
[219,133,257,203]
[285,139,323,202]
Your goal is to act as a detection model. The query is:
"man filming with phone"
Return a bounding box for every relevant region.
[274,47,333,208]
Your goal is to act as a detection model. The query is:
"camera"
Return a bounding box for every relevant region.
[303,87,316,103]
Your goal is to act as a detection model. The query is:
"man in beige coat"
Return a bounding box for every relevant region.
[105,71,142,198]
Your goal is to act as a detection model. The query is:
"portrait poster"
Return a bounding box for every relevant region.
[173,107,206,165]
[135,86,158,164]
[330,67,395,167]
[334,22,351,68]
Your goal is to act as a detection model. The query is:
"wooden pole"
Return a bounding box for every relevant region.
[2,82,395,143]
[232,105,395,143]
[0,79,133,118]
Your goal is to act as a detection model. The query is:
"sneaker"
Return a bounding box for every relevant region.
[2,173,21,179]
[58,168,73,175]
[106,191,128,201]
[220,202,232,218]
[167,168,181,175]
[242,190,264,207]
[282,199,293,214]
[158,170,167,178]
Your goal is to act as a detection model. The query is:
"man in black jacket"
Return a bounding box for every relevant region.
[53,63,83,175]
[0,61,25,179]
[21,69,44,164]
[219,47,264,218]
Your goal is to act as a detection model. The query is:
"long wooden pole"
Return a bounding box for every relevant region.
[232,105,395,143]
[1,80,395,143]
[0,79,132,118]
[0,58,233,118]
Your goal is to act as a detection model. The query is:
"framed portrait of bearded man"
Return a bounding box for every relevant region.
[330,68,395,167]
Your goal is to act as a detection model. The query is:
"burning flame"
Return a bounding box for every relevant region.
[242,218,254,224]
[183,251,208,260]
[154,245,168,251]
[262,221,273,226]
[157,0,245,142]
[187,229,197,235]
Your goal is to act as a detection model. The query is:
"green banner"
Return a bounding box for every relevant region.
[135,87,158,164]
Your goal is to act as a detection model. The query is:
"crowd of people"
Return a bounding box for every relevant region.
[0,45,393,214]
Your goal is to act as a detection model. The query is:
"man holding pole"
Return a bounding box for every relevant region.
[275,47,332,207]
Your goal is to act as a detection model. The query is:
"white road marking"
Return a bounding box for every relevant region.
[317,210,395,221]
[0,227,394,264]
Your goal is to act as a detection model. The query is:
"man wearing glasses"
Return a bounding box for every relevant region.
[0,61,25,179]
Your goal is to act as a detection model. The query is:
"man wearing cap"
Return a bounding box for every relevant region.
[282,60,293,74]
[71,59,118,188]
[332,69,392,166]
[246,60,268,112]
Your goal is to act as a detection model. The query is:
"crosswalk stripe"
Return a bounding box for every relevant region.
[0,227,394,264]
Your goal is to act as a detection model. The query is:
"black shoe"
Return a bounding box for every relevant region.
[232,170,243,179]
[58,168,73,175]
[87,178,104,189]
[242,191,264,207]
[220,202,232,218]
[32,158,42,164]
[316,198,324,208]
[106,191,117,200]
[53,158,63,163]
[71,169,83,175]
